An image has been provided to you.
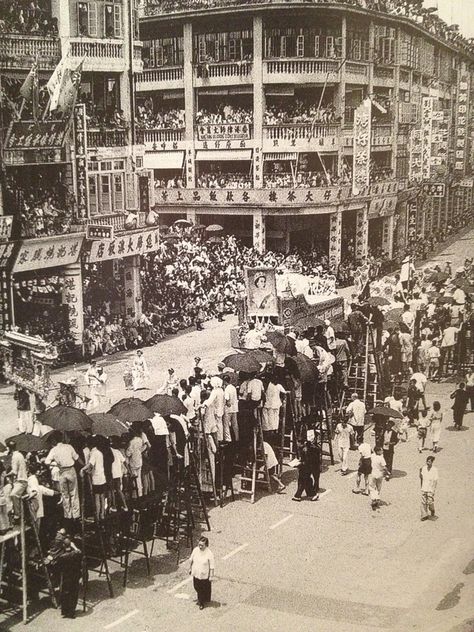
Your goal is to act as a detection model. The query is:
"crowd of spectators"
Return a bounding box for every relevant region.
[196,172,253,188]
[77,94,127,130]
[136,102,185,130]
[196,105,253,125]
[4,174,73,239]
[263,166,352,188]
[264,102,338,126]
[0,0,57,36]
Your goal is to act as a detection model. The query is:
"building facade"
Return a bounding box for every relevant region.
[137,0,474,260]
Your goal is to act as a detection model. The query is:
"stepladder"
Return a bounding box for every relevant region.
[237,407,272,504]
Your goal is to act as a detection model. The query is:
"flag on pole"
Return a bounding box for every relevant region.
[55,59,84,115]
[19,56,40,120]
[47,47,70,112]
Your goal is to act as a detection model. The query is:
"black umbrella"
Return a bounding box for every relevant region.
[5,433,50,453]
[108,398,151,423]
[37,405,92,432]
[265,331,297,356]
[368,406,403,420]
[244,349,274,364]
[222,352,264,373]
[90,413,129,437]
[146,394,187,417]
[285,353,319,383]
[367,296,391,306]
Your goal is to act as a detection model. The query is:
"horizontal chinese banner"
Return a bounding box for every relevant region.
[88,227,160,263]
[13,234,84,274]
[197,123,251,141]
[6,121,69,150]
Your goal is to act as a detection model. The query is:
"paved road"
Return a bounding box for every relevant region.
[1,228,474,632]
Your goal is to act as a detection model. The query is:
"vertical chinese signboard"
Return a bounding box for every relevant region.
[73,104,89,219]
[62,263,84,346]
[352,98,372,192]
[409,129,422,182]
[455,76,470,174]
[421,97,433,181]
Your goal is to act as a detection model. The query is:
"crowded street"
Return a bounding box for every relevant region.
[0,228,473,632]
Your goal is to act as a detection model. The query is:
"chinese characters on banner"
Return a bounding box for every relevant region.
[352,98,372,192]
[454,76,470,173]
[88,227,160,263]
[253,147,262,187]
[409,129,422,182]
[421,97,433,180]
[407,200,418,246]
[368,196,398,217]
[62,264,84,343]
[74,104,89,219]
[197,123,251,141]
[123,256,142,318]
[0,217,13,241]
[186,147,195,190]
[12,235,84,273]
[0,243,15,329]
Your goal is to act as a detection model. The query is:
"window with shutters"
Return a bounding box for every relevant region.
[113,5,122,37]
[335,37,342,57]
[198,37,206,62]
[100,174,112,214]
[296,35,304,58]
[214,38,220,62]
[114,174,124,211]
[77,2,89,36]
[326,36,334,58]
[352,39,361,60]
[280,35,287,58]
[88,1,98,37]
[229,39,237,61]
[314,35,320,57]
[88,175,98,215]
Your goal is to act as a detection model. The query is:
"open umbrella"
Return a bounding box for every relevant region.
[108,398,151,423]
[161,233,181,243]
[173,218,192,227]
[286,354,319,383]
[368,406,404,420]
[90,413,129,437]
[265,331,297,356]
[207,236,223,244]
[438,296,454,305]
[222,352,265,373]
[5,433,51,453]
[37,405,92,432]
[244,349,274,364]
[332,319,349,334]
[205,224,223,232]
[146,394,187,417]
[367,296,391,307]
[427,271,449,284]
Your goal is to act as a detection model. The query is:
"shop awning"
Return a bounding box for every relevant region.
[195,149,252,161]
[144,151,184,170]
[264,152,298,161]
[0,243,16,269]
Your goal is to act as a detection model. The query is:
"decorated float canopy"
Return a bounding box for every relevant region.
[0,330,58,396]
[236,267,344,332]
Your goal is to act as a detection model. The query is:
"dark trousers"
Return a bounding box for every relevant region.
[310,460,321,495]
[383,448,394,474]
[352,425,364,445]
[193,577,211,604]
[466,386,474,412]
[453,410,465,428]
[60,569,81,617]
[294,469,314,498]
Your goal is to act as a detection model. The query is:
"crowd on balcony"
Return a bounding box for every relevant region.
[196,172,252,189]
[370,164,394,183]
[196,105,253,126]
[263,163,352,188]
[77,94,127,131]
[0,0,57,35]
[136,102,185,130]
[264,102,338,126]
[4,175,74,239]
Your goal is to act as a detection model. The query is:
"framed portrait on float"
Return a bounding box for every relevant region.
[245,267,279,318]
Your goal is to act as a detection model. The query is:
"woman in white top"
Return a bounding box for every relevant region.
[189,536,215,609]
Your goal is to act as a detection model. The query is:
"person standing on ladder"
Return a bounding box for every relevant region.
[345,392,366,447]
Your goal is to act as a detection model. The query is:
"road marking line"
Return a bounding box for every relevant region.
[222,543,249,560]
[319,489,332,498]
[167,576,192,594]
[269,514,294,530]
[104,609,139,629]
[175,593,190,600]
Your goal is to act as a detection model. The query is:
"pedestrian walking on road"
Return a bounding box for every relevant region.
[189,536,215,610]
[352,441,372,495]
[382,421,399,480]
[345,392,366,446]
[417,408,431,452]
[429,401,443,452]
[369,447,387,511]
[465,369,474,412]
[292,439,320,501]
[335,418,354,475]
[450,382,469,430]
[420,456,438,521]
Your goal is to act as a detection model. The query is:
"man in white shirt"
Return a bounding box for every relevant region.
[420,456,438,521]
[440,325,459,374]
[411,370,428,407]
[453,285,466,306]
[353,442,372,495]
[335,419,354,475]
[324,320,336,351]
[345,392,366,446]
[45,436,82,520]
[243,323,262,350]
[427,342,441,379]
[401,305,415,332]
[223,374,239,442]
[207,377,225,442]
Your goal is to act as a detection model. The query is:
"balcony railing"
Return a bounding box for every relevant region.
[194,60,253,79]
[263,123,339,141]
[74,212,147,233]
[87,129,128,148]
[0,35,61,68]
[137,128,185,144]
[136,66,184,84]
[265,58,340,76]
[70,39,123,59]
